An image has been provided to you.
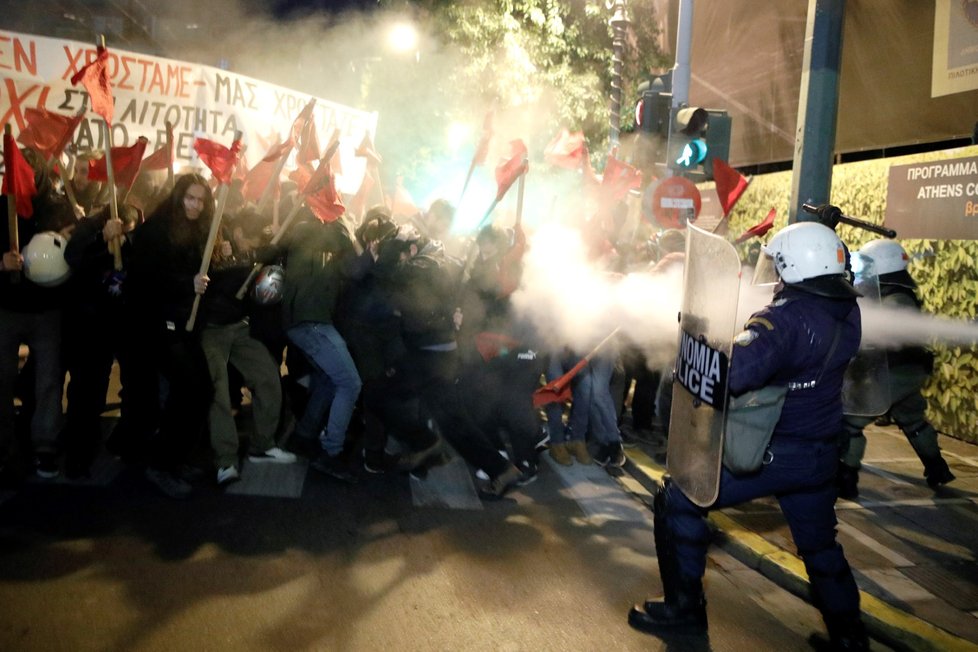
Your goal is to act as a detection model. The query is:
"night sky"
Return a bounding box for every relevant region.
[271,0,381,18]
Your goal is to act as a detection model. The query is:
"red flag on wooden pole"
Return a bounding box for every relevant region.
[141,123,174,171]
[88,137,149,189]
[543,129,585,169]
[713,158,750,216]
[17,108,84,162]
[734,207,777,244]
[70,45,114,125]
[494,139,528,203]
[3,129,38,218]
[532,328,620,408]
[194,137,243,185]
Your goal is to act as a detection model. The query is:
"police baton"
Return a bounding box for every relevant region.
[801,203,897,238]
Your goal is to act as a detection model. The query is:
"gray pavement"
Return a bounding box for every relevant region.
[620,421,978,652]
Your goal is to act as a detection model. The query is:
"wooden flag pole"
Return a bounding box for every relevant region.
[186,130,242,331]
[234,130,341,300]
[95,36,122,271]
[165,120,175,192]
[514,159,527,228]
[4,124,20,283]
[256,98,316,214]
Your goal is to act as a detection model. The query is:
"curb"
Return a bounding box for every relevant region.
[622,448,978,652]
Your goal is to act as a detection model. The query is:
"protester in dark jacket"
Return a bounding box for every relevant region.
[122,173,215,498]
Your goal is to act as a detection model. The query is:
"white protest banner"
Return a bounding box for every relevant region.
[0,29,377,193]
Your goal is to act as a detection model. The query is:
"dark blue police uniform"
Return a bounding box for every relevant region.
[658,283,864,633]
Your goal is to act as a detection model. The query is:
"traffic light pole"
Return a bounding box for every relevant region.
[666,0,694,178]
[790,0,846,224]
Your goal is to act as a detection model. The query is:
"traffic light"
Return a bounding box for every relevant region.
[666,107,732,182]
[635,73,672,136]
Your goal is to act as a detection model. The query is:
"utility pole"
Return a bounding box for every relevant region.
[790,0,846,223]
[608,0,630,154]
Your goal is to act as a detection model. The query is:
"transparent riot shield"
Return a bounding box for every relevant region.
[843,252,891,416]
[667,225,741,507]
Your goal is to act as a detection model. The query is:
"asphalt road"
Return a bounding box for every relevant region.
[0,436,895,652]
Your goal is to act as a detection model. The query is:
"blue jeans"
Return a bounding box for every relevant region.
[287,323,362,457]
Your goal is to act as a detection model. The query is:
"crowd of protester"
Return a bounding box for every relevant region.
[0,146,687,500]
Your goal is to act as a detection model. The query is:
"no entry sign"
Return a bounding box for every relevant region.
[646,176,702,228]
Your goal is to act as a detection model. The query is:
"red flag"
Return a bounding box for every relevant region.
[544,129,585,169]
[242,160,279,203]
[390,179,420,220]
[348,168,376,219]
[601,156,642,202]
[494,139,528,202]
[289,100,316,148]
[296,120,320,165]
[194,137,242,185]
[734,207,777,244]
[261,139,292,163]
[581,145,600,187]
[713,159,749,216]
[3,133,38,218]
[140,124,174,171]
[17,108,83,161]
[305,171,344,223]
[329,145,343,176]
[355,133,383,167]
[70,45,113,125]
[533,358,589,408]
[88,137,149,189]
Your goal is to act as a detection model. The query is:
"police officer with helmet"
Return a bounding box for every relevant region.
[629,222,869,650]
[837,238,954,498]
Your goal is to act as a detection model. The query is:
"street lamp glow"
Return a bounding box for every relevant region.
[388,23,418,54]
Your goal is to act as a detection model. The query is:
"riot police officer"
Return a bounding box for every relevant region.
[838,239,954,498]
[628,222,869,650]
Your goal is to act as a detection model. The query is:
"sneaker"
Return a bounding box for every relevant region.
[248,447,297,464]
[534,428,551,453]
[548,442,573,466]
[145,467,192,499]
[34,452,60,479]
[620,428,640,449]
[594,442,626,468]
[516,460,539,486]
[363,449,400,474]
[216,465,240,486]
[565,439,593,465]
[311,453,358,484]
[480,464,523,500]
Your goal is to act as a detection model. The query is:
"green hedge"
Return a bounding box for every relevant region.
[719,145,978,442]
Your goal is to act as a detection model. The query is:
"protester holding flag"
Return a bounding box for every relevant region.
[198,207,296,486]
[0,143,75,481]
[280,204,362,483]
[61,203,140,478]
[122,174,216,498]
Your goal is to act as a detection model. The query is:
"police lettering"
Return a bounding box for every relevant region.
[675,330,727,408]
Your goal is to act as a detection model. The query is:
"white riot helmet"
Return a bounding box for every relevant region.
[23,231,72,287]
[252,264,285,306]
[858,239,908,275]
[763,222,846,283]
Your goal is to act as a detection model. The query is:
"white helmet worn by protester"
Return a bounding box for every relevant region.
[22,231,72,287]
[858,239,908,275]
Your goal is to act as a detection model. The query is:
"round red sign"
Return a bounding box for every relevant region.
[647,176,702,229]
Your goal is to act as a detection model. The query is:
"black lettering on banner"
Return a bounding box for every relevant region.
[674,328,728,409]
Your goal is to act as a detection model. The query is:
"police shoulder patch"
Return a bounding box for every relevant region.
[734,329,759,347]
[745,316,775,331]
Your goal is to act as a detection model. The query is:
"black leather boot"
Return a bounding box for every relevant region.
[628,481,708,635]
[628,577,707,634]
[817,613,869,651]
[923,456,955,488]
